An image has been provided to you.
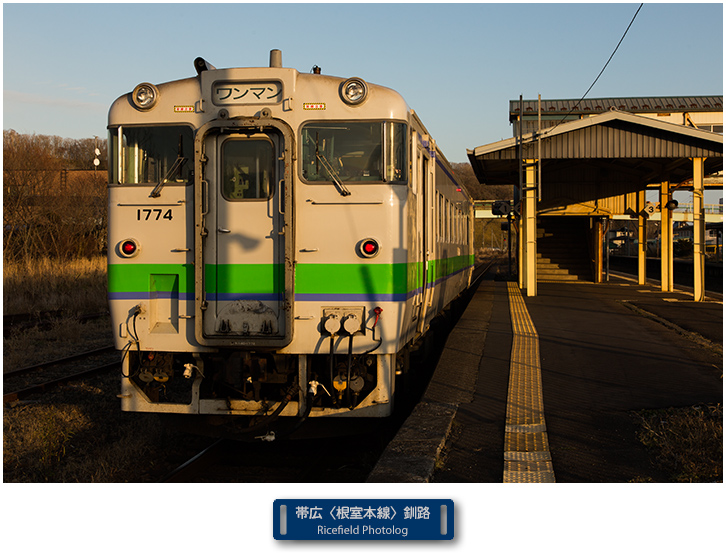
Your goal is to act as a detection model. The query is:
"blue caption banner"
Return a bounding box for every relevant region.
[273,499,454,541]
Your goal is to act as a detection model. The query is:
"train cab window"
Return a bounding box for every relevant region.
[386,122,407,182]
[301,121,407,184]
[221,139,274,200]
[109,126,193,185]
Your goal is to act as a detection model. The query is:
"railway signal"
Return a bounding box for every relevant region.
[492,200,511,216]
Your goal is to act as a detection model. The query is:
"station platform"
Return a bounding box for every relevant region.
[368,267,722,483]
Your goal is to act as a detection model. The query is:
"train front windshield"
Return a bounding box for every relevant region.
[301,122,407,183]
[108,126,193,185]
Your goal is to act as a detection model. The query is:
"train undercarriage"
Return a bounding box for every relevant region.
[120,347,395,420]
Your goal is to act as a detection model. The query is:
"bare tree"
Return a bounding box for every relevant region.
[451,162,514,201]
[3,130,107,261]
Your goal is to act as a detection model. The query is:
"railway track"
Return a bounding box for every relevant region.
[158,429,394,483]
[4,345,117,380]
[3,345,121,404]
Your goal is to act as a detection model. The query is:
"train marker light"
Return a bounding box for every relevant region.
[340,77,368,105]
[359,238,380,258]
[131,83,159,111]
[120,238,139,257]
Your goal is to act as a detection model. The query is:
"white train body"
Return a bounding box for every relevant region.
[108,52,473,420]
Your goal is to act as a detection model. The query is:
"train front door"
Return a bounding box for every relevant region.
[198,128,292,347]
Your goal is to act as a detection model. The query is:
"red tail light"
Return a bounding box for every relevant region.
[359,238,379,258]
[120,239,139,257]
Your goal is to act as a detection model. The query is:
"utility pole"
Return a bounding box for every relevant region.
[93,136,101,176]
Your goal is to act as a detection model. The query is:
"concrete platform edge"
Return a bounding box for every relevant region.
[366,401,458,483]
[367,284,490,483]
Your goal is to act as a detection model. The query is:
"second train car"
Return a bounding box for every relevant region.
[108,50,474,427]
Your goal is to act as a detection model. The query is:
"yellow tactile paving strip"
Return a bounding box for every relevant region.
[503,282,555,483]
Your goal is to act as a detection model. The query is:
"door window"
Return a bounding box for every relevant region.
[221,139,275,200]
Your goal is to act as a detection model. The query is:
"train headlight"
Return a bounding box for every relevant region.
[340,77,368,105]
[131,83,159,111]
[119,238,140,258]
[358,238,380,258]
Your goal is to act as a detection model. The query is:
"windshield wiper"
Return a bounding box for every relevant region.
[150,135,187,198]
[149,156,187,198]
[316,152,351,197]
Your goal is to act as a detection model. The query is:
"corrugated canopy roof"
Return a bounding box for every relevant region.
[509,96,723,122]
[469,110,723,187]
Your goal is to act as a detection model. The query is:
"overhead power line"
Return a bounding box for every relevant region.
[553,3,644,128]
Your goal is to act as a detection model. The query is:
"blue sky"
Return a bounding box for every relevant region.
[2,2,723,163]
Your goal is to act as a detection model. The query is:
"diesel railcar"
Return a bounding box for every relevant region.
[108,50,473,427]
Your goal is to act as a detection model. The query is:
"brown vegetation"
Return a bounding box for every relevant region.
[3,315,113,372]
[3,130,108,261]
[634,404,722,482]
[3,373,210,482]
[450,161,514,201]
[3,256,108,317]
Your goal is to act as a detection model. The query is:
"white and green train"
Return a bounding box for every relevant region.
[108,50,473,427]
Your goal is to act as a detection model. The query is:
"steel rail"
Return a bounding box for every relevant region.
[3,360,121,404]
[158,439,228,482]
[471,259,497,286]
[3,345,118,379]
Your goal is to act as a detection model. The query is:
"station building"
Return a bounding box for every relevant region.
[468,95,723,300]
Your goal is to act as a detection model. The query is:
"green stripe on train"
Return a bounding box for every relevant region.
[107,263,194,293]
[210,263,415,295]
[426,254,475,284]
[107,256,473,295]
[207,263,284,294]
[295,263,410,295]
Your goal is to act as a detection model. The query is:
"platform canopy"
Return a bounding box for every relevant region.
[468,110,723,190]
[467,110,723,300]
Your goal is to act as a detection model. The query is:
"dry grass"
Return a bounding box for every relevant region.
[4,401,92,481]
[3,316,114,372]
[3,255,108,316]
[2,256,214,482]
[3,372,213,483]
[3,256,146,482]
[634,404,723,482]
[3,256,113,370]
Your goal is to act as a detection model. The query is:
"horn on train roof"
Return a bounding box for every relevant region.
[194,57,216,76]
[270,49,282,68]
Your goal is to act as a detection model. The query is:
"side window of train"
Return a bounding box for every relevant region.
[110,125,193,185]
[438,194,444,240]
[300,121,407,183]
[386,122,407,182]
[448,201,452,243]
[221,139,275,200]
